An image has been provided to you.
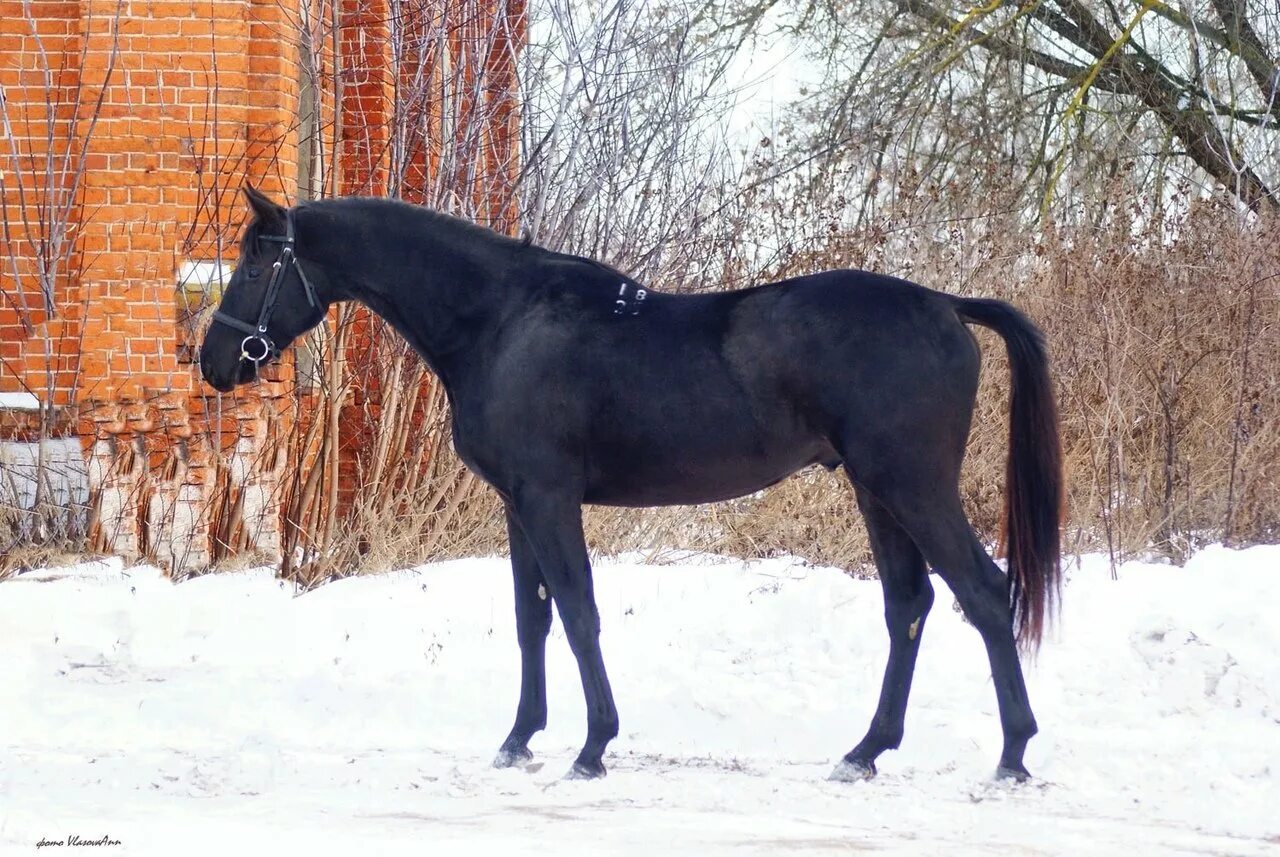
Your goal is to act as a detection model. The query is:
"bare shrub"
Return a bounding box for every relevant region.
[712,200,1279,569]
[261,0,1279,577]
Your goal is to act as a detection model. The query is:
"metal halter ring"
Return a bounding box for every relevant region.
[240,334,274,364]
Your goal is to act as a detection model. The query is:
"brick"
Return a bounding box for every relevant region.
[129,186,162,206]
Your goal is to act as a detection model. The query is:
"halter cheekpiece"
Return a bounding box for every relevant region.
[211,207,319,364]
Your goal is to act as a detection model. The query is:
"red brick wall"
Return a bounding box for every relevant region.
[1,0,524,568]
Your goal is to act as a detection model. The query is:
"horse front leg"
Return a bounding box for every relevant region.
[494,506,553,769]
[508,487,618,779]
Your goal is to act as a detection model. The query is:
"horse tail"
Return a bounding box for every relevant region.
[954,297,1063,652]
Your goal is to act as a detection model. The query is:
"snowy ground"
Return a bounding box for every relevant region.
[2,545,1278,855]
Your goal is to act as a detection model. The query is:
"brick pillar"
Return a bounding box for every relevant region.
[330,0,392,511]
[339,0,393,196]
[77,0,186,405]
[248,0,302,199]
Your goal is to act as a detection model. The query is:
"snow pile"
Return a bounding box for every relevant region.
[2,545,1278,854]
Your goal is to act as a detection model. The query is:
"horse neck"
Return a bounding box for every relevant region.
[301,202,521,386]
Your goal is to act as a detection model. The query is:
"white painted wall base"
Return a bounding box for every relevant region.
[0,438,89,510]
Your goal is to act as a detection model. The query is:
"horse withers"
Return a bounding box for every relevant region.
[200,187,1062,782]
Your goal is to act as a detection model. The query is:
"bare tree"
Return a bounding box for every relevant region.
[519,0,749,288]
[705,0,1278,219]
[248,0,761,582]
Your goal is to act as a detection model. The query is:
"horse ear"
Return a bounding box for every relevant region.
[243,184,286,231]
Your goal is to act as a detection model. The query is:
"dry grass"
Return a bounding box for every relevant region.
[1033,209,1280,560]
[0,474,90,578]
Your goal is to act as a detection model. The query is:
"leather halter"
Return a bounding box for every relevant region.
[211,207,319,364]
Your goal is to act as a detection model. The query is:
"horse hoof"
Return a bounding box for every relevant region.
[493,746,534,770]
[995,764,1031,783]
[564,760,606,780]
[828,758,876,782]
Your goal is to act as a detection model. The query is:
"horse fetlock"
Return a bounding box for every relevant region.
[1006,718,1038,754]
[1005,708,1038,741]
[512,713,547,737]
[589,714,620,744]
[1024,717,1039,740]
[866,723,905,753]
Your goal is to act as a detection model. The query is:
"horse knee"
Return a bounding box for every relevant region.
[517,616,552,648]
[879,724,906,751]
[566,617,600,650]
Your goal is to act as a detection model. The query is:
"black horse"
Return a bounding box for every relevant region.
[201,187,1062,782]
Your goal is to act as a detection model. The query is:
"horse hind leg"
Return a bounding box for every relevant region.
[891,495,1039,780]
[830,480,935,781]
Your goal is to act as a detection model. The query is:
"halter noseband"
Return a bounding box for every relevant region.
[211,207,319,364]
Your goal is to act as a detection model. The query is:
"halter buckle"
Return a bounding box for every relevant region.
[614,282,647,316]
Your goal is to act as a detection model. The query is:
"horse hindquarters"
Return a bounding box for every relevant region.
[830,295,1056,779]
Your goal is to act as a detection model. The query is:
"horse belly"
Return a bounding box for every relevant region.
[582,432,837,507]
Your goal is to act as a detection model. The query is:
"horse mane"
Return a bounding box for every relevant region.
[278,196,651,296]
[323,196,530,252]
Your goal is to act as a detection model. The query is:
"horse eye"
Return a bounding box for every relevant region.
[246,265,261,278]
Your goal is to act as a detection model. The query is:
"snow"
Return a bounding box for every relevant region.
[2,546,1278,855]
[0,393,40,411]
